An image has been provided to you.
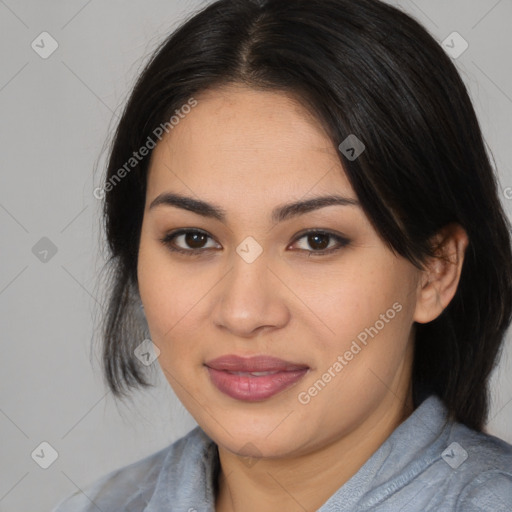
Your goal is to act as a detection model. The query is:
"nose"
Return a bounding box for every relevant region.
[211,251,290,338]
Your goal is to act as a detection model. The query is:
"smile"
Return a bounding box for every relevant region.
[204,354,310,401]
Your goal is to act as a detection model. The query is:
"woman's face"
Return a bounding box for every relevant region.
[137,84,422,458]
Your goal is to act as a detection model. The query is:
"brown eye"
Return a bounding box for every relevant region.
[160,229,220,255]
[291,230,350,256]
[184,231,208,249]
[306,233,330,250]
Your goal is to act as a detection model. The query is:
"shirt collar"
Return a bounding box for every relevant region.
[144,394,450,511]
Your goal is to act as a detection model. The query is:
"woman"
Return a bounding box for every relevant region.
[53,0,512,510]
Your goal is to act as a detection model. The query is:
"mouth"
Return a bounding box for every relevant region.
[204,354,310,401]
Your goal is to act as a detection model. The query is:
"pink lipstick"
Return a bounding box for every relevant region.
[205,355,309,401]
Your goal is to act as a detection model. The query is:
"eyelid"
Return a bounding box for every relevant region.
[289,229,350,255]
[160,228,221,255]
[159,228,350,256]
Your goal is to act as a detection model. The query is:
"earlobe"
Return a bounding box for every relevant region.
[413,224,469,324]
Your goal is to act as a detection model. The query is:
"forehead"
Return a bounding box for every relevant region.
[147,85,355,205]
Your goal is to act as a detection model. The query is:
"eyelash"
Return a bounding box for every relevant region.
[159,229,350,257]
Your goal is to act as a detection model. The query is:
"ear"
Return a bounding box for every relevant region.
[414,223,469,324]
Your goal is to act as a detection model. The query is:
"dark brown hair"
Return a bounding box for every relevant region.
[96,0,512,431]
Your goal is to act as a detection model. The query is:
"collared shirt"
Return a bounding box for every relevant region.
[52,394,512,511]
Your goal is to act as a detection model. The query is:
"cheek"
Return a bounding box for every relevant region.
[298,257,417,403]
[296,255,413,344]
[137,237,216,368]
[294,265,414,424]
[138,236,183,339]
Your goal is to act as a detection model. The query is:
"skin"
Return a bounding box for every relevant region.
[137,84,468,512]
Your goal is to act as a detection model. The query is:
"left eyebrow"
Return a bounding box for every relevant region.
[148,192,360,224]
[273,194,360,223]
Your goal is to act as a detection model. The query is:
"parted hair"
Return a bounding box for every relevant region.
[96,0,512,431]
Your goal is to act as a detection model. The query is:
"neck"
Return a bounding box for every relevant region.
[215,385,415,512]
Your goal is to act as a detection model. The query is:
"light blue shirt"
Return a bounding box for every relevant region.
[52,394,512,511]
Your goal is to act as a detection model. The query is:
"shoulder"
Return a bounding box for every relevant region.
[456,471,512,512]
[51,426,207,512]
[444,422,512,511]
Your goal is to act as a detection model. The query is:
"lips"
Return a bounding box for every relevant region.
[205,354,309,372]
[204,355,310,401]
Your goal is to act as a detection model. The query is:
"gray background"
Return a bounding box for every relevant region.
[0,1,511,510]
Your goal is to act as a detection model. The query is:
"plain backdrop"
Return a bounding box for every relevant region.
[0,1,511,510]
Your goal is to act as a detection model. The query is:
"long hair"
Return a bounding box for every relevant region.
[97,0,512,431]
